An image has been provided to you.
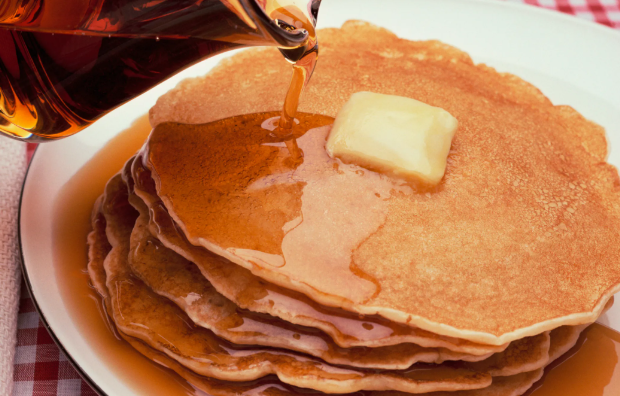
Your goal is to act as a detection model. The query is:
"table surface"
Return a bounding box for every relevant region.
[14,0,620,395]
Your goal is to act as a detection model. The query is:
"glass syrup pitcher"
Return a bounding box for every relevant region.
[0,0,320,141]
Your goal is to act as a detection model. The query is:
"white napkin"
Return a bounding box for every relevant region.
[0,139,27,396]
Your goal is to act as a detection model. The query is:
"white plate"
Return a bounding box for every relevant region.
[19,0,620,394]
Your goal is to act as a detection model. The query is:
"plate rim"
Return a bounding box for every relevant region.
[17,0,620,394]
[17,145,107,396]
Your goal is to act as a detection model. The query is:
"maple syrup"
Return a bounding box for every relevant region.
[0,0,320,141]
[270,1,318,158]
[148,111,416,306]
[526,323,620,396]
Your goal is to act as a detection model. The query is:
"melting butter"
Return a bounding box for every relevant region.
[326,91,458,185]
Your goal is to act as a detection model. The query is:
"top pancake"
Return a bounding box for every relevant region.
[146,20,620,345]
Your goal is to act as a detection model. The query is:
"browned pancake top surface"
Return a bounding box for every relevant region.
[147,21,620,344]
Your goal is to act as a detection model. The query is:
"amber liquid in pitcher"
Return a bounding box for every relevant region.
[0,0,319,141]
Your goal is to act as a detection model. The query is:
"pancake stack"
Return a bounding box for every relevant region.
[88,21,620,395]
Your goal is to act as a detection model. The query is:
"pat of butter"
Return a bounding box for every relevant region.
[326,92,458,185]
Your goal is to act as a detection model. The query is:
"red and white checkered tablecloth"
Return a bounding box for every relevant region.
[14,1,620,395]
[518,0,620,28]
[13,288,97,396]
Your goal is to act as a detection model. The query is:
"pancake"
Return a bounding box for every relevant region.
[99,173,492,393]
[127,159,557,376]
[130,150,506,356]
[83,212,583,396]
[126,180,493,369]
[113,169,552,378]
[127,194,553,379]
[146,20,620,345]
[459,333,549,377]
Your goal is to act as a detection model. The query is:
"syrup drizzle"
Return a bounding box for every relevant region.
[147,113,400,305]
[270,1,319,158]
